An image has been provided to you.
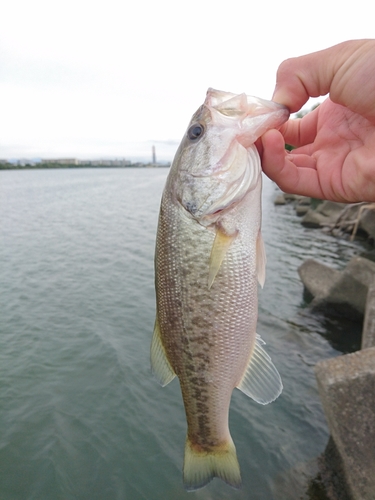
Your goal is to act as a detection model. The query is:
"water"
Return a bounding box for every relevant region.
[0,168,365,500]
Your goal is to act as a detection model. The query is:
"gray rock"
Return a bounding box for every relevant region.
[298,259,340,299]
[362,277,375,349]
[301,209,331,228]
[360,249,375,263]
[272,457,321,500]
[332,204,375,239]
[296,196,312,206]
[319,437,352,500]
[302,201,349,229]
[274,192,312,205]
[329,204,360,237]
[295,204,310,216]
[274,193,286,205]
[315,201,348,218]
[298,257,375,319]
[360,208,375,240]
[323,257,375,317]
[283,193,305,201]
[315,347,375,500]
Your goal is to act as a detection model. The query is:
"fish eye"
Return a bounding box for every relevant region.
[187,123,204,141]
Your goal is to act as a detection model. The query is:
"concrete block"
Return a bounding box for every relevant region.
[315,201,348,217]
[360,208,375,240]
[362,278,375,349]
[274,193,286,205]
[326,257,375,317]
[298,257,375,320]
[295,204,310,216]
[301,209,330,228]
[315,348,375,500]
[298,259,340,299]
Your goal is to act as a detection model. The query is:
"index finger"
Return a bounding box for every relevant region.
[279,106,319,148]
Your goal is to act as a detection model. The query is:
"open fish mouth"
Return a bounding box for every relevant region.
[204,88,289,146]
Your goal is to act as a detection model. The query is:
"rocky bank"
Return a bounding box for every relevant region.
[274,192,375,242]
[274,191,375,500]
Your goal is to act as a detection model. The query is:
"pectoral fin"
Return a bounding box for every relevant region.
[208,227,238,289]
[256,231,266,288]
[236,334,282,404]
[150,318,176,386]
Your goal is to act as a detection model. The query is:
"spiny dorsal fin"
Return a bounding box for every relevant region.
[256,231,266,288]
[236,334,282,404]
[150,317,176,386]
[208,227,238,289]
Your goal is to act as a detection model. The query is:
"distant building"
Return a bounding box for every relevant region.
[41,158,80,165]
[17,159,36,166]
[85,159,131,167]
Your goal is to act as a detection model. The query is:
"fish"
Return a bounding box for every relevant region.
[151,88,289,491]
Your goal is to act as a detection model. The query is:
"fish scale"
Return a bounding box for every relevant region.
[151,88,289,491]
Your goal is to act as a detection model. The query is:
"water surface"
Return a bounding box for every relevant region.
[0,168,364,499]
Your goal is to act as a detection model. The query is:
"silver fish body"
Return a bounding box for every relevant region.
[151,89,289,490]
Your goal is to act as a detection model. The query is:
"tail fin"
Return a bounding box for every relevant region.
[183,437,241,491]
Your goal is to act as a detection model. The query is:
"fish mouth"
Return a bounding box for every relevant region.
[204,87,288,116]
[204,88,289,146]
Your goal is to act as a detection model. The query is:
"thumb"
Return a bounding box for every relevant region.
[272,47,335,112]
[271,40,370,113]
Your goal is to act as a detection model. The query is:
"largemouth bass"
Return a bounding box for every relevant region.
[151,88,289,490]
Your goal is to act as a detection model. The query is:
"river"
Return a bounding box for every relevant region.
[0,168,365,499]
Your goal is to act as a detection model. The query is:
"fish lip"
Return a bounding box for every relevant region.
[204,87,289,116]
[203,89,290,146]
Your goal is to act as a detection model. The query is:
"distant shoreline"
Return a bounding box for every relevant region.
[0,162,170,170]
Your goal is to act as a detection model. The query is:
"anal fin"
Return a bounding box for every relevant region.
[150,317,176,386]
[236,334,282,404]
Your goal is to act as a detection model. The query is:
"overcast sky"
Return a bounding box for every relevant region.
[1,0,374,161]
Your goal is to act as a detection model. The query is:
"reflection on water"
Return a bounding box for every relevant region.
[0,169,366,499]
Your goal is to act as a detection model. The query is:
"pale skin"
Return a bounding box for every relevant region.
[259,39,375,202]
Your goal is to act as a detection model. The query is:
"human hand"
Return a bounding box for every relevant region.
[260,40,375,202]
